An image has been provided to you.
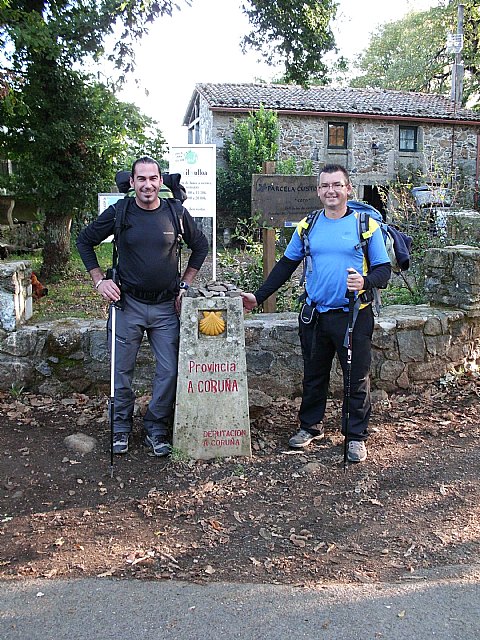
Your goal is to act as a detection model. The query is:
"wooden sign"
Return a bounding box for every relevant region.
[251,174,319,227]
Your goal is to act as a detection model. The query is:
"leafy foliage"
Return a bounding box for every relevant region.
[217,106,279,220]
[1,69,165,215]
[0,63,167,282]
[241,0,338,86]
[0,1,184,74]
[276,158,314,175]
[0,0,172,277]
[350,2,480,108]
[376,155,469,303]
[218,214,301,313]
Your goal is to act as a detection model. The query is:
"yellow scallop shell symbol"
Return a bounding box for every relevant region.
[199,311,225,336]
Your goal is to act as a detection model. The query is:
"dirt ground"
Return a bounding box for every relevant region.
[1,376,479,586]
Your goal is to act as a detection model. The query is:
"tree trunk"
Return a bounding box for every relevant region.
[40,211,73,281]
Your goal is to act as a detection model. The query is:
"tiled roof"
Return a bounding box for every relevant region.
[185,82,479,123]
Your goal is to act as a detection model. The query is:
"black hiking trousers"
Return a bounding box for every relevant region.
[298,305,374,441]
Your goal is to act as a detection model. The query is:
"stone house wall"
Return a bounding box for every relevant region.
[199,95,479,206]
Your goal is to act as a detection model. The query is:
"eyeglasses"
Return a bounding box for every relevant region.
[319,182,347,190]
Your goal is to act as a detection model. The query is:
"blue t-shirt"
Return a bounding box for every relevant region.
[285,211,389,312]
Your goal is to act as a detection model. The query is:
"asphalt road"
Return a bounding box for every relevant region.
[1,565,479,640]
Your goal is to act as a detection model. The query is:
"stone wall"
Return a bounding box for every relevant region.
[0,261,32,332]
[425,245,480,311]
[447,210,480,246]
[1,234,480,401]
[0,306,479,403]
[246,305,479,401]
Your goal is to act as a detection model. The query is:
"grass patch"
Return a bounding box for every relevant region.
[17,242,420,323]
[22,243,113,322]
[170,447,190,463]
[381,285,424,306]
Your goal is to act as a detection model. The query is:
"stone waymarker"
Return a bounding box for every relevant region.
[173,295,251,460]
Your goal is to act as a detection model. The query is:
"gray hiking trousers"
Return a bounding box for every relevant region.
[107,294,179,437]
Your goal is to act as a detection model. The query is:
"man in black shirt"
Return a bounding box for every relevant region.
[77,156,208,457]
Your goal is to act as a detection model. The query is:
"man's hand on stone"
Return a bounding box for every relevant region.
[241,292,258,312]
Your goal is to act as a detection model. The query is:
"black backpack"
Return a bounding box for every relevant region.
[114,170,187,202]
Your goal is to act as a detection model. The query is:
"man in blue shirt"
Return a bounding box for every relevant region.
[242,164,391,463]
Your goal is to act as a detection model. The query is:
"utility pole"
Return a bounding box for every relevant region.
[449,3,465,111]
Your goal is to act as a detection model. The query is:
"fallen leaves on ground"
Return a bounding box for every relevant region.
[0,378,479,585]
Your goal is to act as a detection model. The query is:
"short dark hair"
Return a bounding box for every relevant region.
[131,156,161,178]
[318,164,350,185]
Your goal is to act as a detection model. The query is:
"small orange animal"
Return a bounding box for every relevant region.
[31,272,48,301]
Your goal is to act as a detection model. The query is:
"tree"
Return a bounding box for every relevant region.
[241,0,338,86]
[0,67,167,278]
[217,105,279,219]
[0,1,178,278]
[350,1,480,107]
[0,0,340,276]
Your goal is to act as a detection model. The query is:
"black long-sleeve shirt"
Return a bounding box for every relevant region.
[76,198,208,293]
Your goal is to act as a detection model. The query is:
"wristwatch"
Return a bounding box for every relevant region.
[179,281,190,291]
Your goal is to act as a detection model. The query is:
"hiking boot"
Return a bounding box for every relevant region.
[144,434,172,457]
[112,433,129,455]
[347,440,367,463]
[288,427,324,449]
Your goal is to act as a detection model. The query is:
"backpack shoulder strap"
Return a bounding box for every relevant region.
[298,210,323,290]
[165,199,185,277]
[355,211,379,252]
[111,197,130,268]
[165,198,185,240]
[298,209,322,242]
[358,210,369,238]
[353,210,384,316]
[113,197,129,243]
[356,211,373,271]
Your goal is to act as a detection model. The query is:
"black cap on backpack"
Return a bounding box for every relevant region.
[115,170,131,194]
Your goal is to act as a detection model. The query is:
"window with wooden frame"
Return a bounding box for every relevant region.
[399,126,418,152]
[327,122,348,149]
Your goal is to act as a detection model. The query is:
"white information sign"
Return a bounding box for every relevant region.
[97,193,124,243]
[169,145,216,218]
[98,193,124,215]
[169,145,217,279]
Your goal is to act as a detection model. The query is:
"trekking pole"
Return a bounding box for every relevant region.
[108,266,118,479]
[109,300,116,479]
[343,289,356,472]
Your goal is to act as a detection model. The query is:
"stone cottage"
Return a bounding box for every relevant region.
[183,83,480,213]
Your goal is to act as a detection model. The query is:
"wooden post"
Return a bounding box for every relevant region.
[262,227,276,313]
[257,161,276,311]
[262,161,276,174]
